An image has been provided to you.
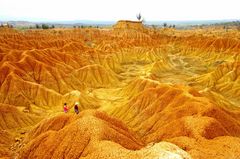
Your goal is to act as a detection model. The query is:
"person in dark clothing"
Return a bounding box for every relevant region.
[74,102,79,114]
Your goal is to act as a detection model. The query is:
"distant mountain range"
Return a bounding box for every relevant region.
[0,20,115,28]
[1,19,239,28]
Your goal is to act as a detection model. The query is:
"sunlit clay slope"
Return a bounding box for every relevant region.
[0,103,41,158]
[190,62,240,97]
[111,84,240,158]
[18,110,191,159]
[0,130,14,157]
[0,22,240,159]
[0,103,41,130]
[72,64,120,88]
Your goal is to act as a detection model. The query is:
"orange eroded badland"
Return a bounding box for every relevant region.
[0,21,240,159]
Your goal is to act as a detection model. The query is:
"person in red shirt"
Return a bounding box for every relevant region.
[63,103,69,113]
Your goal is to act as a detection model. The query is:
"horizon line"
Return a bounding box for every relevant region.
[1,18,240,23]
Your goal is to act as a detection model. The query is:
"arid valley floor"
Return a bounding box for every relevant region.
[0,21,240,159]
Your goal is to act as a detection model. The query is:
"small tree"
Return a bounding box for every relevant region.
[163,23,167,28]
[51,25,55,29]
[136,13,142,21]
[152,25,157,29]
[36,24,41,29]
[172,24,176,28]
[42,24,49,29]
[223,26,228,32]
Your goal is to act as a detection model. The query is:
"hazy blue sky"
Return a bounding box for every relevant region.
[0,0,239,21]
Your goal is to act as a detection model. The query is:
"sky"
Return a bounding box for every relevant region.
[0,0,239,22]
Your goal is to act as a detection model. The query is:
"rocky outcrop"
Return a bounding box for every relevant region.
[113,20,145,31]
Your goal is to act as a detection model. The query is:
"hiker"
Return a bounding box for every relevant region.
[74,102,79,114]
[63,103,69,113]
